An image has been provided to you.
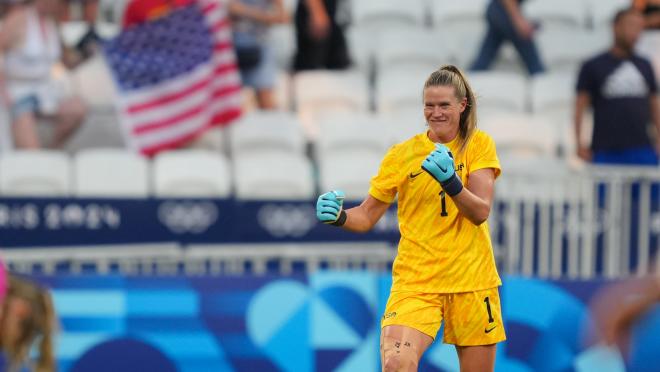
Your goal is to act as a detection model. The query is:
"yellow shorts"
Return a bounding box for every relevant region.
[381,287,506,346]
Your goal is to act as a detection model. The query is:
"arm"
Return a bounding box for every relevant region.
[499,0,534,39]
[0,7,25,106]
[651,96,660,154]
[451,168,495,225]
[574,92,591,161]
[303,0,330,39]
[342,196,391,233]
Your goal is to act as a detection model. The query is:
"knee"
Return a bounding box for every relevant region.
[382,354,402,372]
[61,98,87,123]
[381,347,418,372]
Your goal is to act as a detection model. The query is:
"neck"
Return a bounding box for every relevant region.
[611,44,633,58]
[427,128,459,144]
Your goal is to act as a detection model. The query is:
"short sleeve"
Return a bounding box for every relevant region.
[368,146,400,204]
[469,132,501,179]
[576,60,594,94]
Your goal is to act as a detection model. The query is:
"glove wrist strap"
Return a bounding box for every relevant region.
[330,210,347,226]
[441,173,463,197]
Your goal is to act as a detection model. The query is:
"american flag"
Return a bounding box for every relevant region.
[104,0,242,156]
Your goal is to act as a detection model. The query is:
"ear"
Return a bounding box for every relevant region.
[458,97,467,113]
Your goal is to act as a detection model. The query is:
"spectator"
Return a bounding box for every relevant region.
[64,0,101,62]
[0,274,56,372]
[228,0,289,109]
[0,0,86,149]
[470,0,545,75]
[574,8,660,165]
[292,0,350,71]
[633,0,660,81]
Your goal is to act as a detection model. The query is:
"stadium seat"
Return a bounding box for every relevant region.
[318,149,383,201]
[0,150,71,196]
[524,0,589,31]
[351,0,427,30]
[345,26,375,72]
[268,24,296,69]
[431,0,488,66]
[479,112,559,159]
[375,68,429,114]
[530,71,576,118]
[468,71,528,113]
[384,108,427,145]
[233,152,314,200]
[73,149,149,197]
[315,113,390,159]
[228,111,306,157]
[153,150,231,197]
[587,0,630,29]
[293,70,369,138]
[537,29,609,73]
[374,28,449,74]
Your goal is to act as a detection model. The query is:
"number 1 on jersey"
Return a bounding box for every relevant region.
[439,191,448,217]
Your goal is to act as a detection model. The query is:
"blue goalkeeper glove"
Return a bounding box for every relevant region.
[421,144,463,196]
[316,190,347,226]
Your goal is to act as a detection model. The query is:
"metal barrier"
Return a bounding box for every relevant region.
[492,164,660,279]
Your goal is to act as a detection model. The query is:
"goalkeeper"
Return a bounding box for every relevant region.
[316,65,505,372]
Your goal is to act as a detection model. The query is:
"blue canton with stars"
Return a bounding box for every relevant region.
[104,5,214,91]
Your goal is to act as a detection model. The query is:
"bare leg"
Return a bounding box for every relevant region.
[12,112,41,149]
[51,97,86,149]
[380,325,434,372]
[455,344,497,372]
[255,89,277,110]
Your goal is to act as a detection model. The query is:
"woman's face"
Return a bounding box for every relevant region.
[423,85,466,143]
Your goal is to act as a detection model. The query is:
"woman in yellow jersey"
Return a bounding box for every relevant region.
[316,65,505,371]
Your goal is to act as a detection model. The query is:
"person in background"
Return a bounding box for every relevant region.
[0,0,86,149]
[121,0,193,28]
[632,0,660,81]
[0,274,56,372]
[64,0,101,61]
[470,0,545,75]
[292,0,350,71]
[574,8,660,165]
[229,0,289,109]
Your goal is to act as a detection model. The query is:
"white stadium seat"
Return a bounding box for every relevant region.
[524,0,588,31]
[316,113,389,158]
[351,0,427,30]
[153,150,232,198]
[530,71,576,117]
[0,151,71,196]
[318,149,383,201]
[479,112,559,159]
[73,149,149,197]
[537,29,609,73]
[376,68,429,114]
[587,0,630,29]
[432,0,488,66]
[468,71,528,113]
[0,108,12,153]
[229,111,306,157]
[293,70,369,138]
[384,108,427,145]
[233,152,314,200]
[375,28,449,74]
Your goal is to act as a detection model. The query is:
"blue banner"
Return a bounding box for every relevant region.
[0,198,400,248]
[28,273,660,372]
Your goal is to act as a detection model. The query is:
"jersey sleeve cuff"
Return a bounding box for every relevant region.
[471,161,501,179]
[368,187,395,204]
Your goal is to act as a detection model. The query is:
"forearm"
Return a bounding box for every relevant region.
[304,0,326,18]
[499,0,525,23]
[451,188,491,225]
[343,205,378,233]
[650,95,660,138]
[574,93,590,149]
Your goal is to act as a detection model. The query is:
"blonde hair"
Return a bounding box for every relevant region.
[3,275,56,372]
[423,65,478,155]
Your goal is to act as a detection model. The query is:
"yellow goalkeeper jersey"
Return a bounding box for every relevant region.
[369,129,502,293]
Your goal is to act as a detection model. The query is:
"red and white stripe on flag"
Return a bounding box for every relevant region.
[117,0,242,156]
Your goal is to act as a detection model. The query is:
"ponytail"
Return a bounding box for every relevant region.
[423,65,478,155]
